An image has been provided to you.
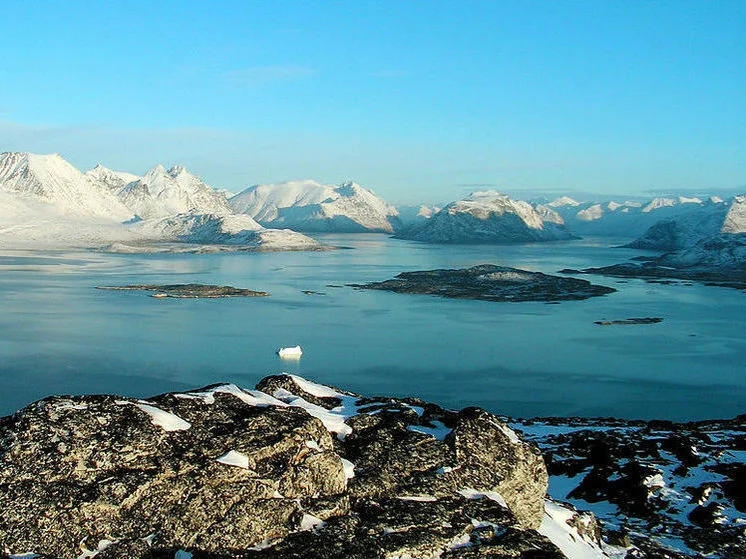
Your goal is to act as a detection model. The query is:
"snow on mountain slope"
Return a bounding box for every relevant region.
[627,203,730,251]
[721,195,746,234]
[230,180,401,233]
[559,197,720,239]
[627,196,740,251]
[85,164,140,192]
[122,212,321,252]
[396,205,442,227]
[0,153,323,252]
[118,165,231,219]
[656,234,746,269]
[547,196,581,208]
[0,152,132,220]
[534,204,564,225]
[395,191,575,244]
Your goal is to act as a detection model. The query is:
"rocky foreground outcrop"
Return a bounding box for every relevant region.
[0,374,611,559]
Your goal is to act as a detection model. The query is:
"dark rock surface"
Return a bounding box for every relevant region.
[97,284,270,298]
[512,416,746,558]
[562,263,746,291]
[563,234,746,292]
[352,264,616,302]
[0,375,559,559]
[594,317,663,326]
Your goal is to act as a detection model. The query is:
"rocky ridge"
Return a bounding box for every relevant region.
[0,375,615,559]
[512,416,746,558]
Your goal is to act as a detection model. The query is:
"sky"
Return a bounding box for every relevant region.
[1,0,744,204]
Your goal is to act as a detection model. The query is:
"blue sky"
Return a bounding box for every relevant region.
[1,1,744,204]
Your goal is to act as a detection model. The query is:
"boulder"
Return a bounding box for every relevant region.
[0,375,553,558]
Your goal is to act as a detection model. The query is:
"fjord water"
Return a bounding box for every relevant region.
[1,234,745,421]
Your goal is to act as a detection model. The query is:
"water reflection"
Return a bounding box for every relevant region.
[0,235,744,420]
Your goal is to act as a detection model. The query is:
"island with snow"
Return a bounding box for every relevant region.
[0,374,742,558]
[354,264,616,302]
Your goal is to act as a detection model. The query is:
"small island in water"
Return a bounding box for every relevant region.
[353,264,616,302]
[97,284,270,298]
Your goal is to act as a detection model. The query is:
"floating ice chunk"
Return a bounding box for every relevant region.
[340,457,355,480]
[300,513,326,531]
[174,551,193,559]
[277,345,303,359]
[217,450,250,470]
[407,420,451,440]
[115,400,191,432]
[8,554,41,559]
[458,488,508,509]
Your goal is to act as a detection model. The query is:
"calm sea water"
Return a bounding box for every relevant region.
[1,234,745,421]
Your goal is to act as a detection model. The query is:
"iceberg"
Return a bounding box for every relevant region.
[277,345,303,359]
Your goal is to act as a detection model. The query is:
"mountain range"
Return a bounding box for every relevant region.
[0,152,317,251]
[2,151,745,261]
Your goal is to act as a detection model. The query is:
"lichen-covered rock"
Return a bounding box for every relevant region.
[0,375,556,559]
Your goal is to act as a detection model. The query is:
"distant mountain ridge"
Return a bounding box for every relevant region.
[395,191,575,244]
[0,152,320,251]
[230,180,401,233]
[117,164,232,219]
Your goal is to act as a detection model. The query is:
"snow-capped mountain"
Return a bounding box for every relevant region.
[118,164,231,219]
[656,234,746,270]
[550,196,723,239]
[721,195,746,234]
[230,180,401,233]
[85,164,140,192]
[395,204,442,227]
[0,152,323,252]
[628,197,739,251]
[0,152,132,220]
[121,211,321,252]
[395,191,575,244]
[546,196,580,208]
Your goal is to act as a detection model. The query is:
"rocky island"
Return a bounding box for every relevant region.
[0,375,743,558]
[562,234,746,292]
[353,264,616,302]
[96,284,270,298]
